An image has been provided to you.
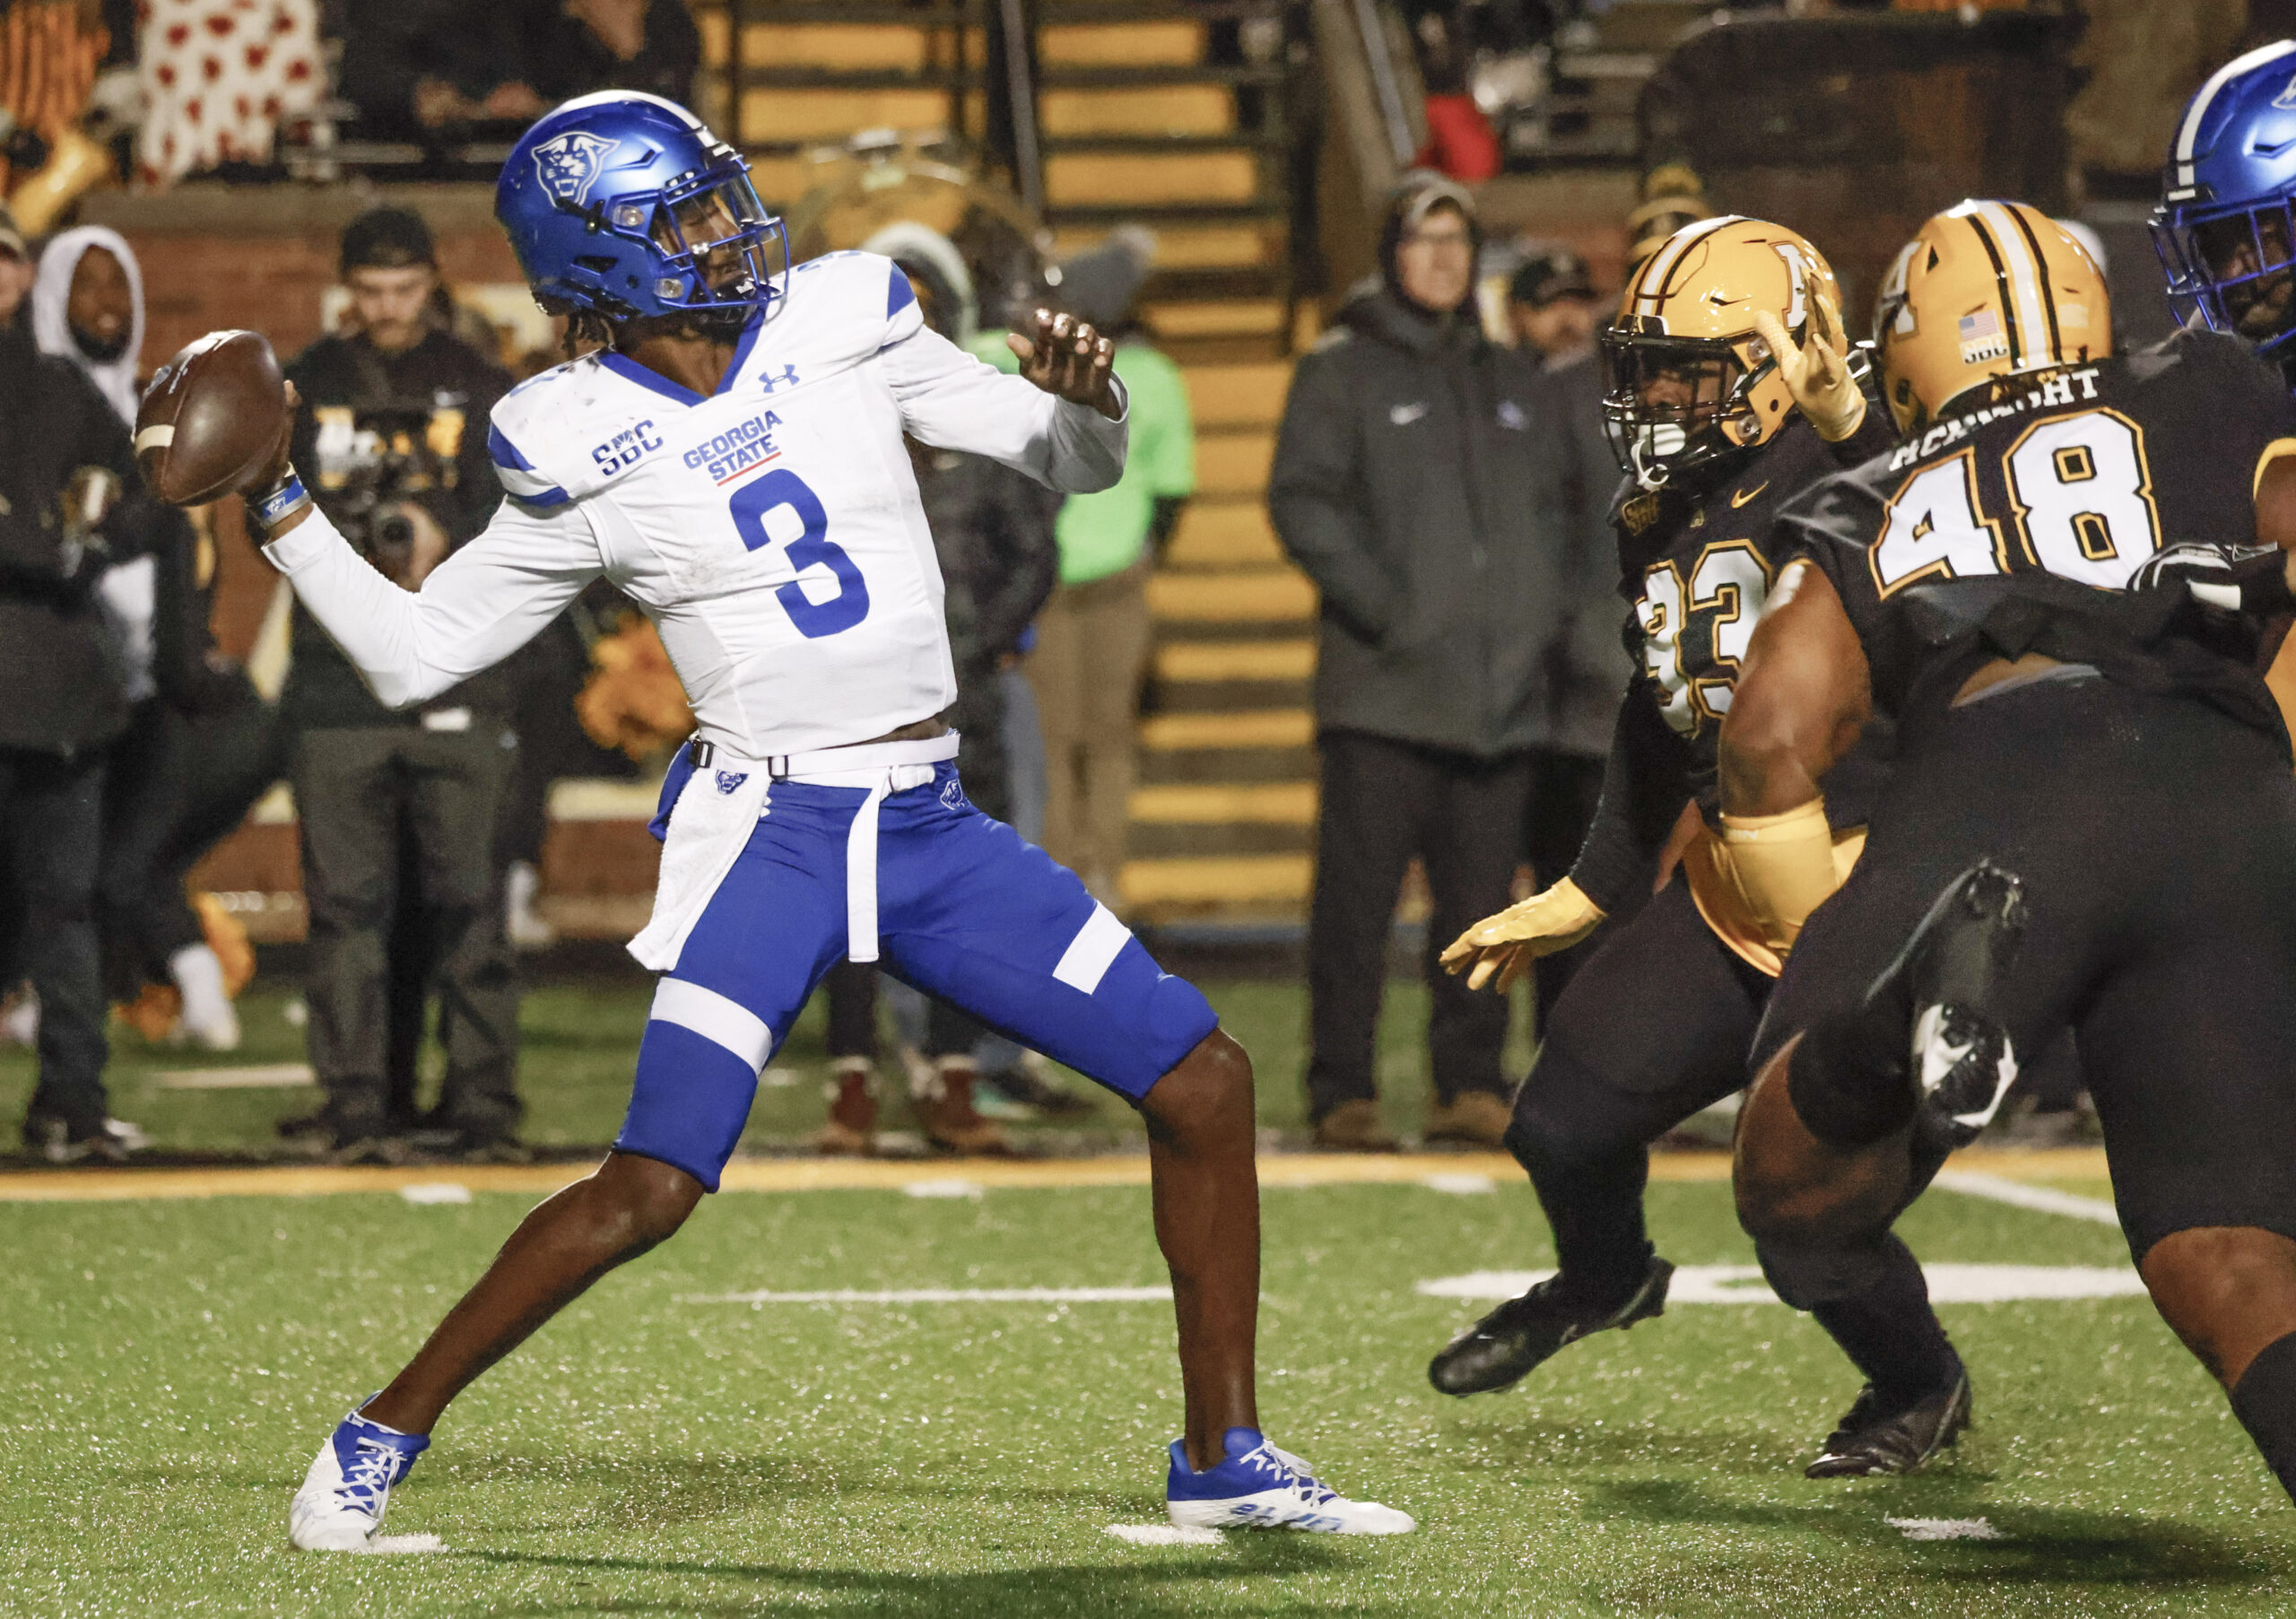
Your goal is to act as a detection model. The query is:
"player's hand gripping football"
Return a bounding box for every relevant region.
[1009,308,1122,421]
[1439,878,1606,993]
[1752,287,1866,443]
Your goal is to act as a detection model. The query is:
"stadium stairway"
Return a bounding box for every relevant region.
[698,0,1324,935]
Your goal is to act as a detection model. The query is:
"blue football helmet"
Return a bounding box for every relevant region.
[497,91,788,324]
[2152,39,2296,370]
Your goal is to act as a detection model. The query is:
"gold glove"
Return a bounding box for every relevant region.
[1439,877,1606,993]
[1712,797,1838,959]
[1752,288,1866,443]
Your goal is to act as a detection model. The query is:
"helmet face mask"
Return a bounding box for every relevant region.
[2155,193,2296,356]
[500,91,792,328]
[1599,326,1770,486]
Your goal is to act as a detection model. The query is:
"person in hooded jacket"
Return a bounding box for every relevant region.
[32,226,284,1054]
[0,205,146,1161]
[1269,175,1587,1150]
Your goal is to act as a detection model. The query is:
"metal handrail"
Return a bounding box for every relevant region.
[1350,0,1414,170]
[997,0,1045,216]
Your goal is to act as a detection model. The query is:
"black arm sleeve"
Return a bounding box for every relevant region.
[973,469,1061,659]
[1565,685,1696,913]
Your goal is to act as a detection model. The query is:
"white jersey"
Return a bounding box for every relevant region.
[263,250,1126,756]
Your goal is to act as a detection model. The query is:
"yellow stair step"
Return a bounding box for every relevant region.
[1139,709,1312,750]
[740,86,951,143]
[1144,299,1285,339]
[1148,568,1314,622]
[1041,84,1232,137]
[1055,223,1278,270]
[1165,502,1282,569]
[1046,151,1257,207]
[1184,362,1292,429]
[1152,637,1314,683]
[1193,431,1275,496]
[1040,20,1205,65]
[1131,782,1317,823]
[1120,854,1311,907]
[712,21,936,73]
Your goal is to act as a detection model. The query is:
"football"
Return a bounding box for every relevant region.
[134,328,288,506]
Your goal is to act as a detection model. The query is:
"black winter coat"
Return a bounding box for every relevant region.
[1268,287,1584,758]
[0,322,139,758]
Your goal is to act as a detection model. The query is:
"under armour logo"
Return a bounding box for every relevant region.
[715,770,749,795]
[759,364,801,394]
[531,132,618,205]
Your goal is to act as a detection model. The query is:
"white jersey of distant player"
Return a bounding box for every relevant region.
[489,251,958,753]
[263,248,1126,759]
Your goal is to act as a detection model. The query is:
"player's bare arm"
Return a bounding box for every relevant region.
[1716,561,1870,820]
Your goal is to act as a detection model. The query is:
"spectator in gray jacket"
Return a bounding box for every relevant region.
[1269,176,1587,1151]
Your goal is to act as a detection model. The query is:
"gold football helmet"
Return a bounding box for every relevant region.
[1599,215,1845,487]
[1874,199,2110,435]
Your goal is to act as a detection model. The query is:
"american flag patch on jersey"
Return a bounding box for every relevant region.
[1958,309,2009,363]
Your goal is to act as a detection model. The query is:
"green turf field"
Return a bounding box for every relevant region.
[5,1171,2292,1615]
[0,977,1542,1158]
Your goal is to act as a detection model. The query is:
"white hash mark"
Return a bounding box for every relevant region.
[400,1184,474,1206]
[1106,1524,1223,1546]
[365,1534,448,1554]
[1887,1517,2002,1542]
[1421,1174,1497,1195]
[904,1179,985,1199]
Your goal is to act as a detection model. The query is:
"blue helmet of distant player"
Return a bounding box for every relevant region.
[2153,39,2296,375]
[496,91,788,326]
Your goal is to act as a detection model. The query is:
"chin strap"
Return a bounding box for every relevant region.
[1627,433,1670,492]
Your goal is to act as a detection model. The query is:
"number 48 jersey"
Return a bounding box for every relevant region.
[262,249,1126,757]
[1779,329,2296,722]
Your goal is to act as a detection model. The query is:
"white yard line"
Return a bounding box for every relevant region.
[1934,1170,2119,1226]
[684,1285,1173,1305]
[1418,1264,2145,1305]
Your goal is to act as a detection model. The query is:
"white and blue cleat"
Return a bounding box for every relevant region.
[289,1406,430,1551]
[1165,1427,1416,1535]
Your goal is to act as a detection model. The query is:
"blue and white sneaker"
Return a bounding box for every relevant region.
[1165,1427,1416,1534]
[289,1406,430,1551]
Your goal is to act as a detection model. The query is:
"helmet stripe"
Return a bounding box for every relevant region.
[2175,39,2296,189]
[1959,209,2024,367]
[1633,214,1739,318]
[1970,203,2049,355]
[1999,203,2064,359]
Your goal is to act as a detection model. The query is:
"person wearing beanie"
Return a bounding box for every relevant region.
[1269,175,1589,1150]
[276,205,527,1162]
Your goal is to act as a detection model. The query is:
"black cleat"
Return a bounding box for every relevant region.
[1805,1371,1972,1477]
[1428,1257,1674,1397]
[1903,861,2027,1150]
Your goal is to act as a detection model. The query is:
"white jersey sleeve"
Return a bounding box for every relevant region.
[262,493,604,710]
[878,281,1128,494]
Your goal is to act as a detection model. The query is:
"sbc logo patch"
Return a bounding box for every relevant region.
[715,770,750,796]
[940,776,967,809]
[532,133,618,205]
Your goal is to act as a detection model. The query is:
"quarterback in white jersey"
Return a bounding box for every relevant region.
[250,92,1413,1549]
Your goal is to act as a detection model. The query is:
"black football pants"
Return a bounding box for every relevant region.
[0,745,111,1136]
[1306,730,1532,1119]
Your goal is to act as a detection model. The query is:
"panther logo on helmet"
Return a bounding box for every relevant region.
[531,132,618,206]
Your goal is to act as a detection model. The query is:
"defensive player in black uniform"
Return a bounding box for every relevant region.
[1431,217,1973,1475]
[1717,198,2296,1502]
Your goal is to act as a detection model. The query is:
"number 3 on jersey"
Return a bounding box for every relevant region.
[1873,409,2161,594]
[1637,542,1771,736]
[729,468,872,639]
